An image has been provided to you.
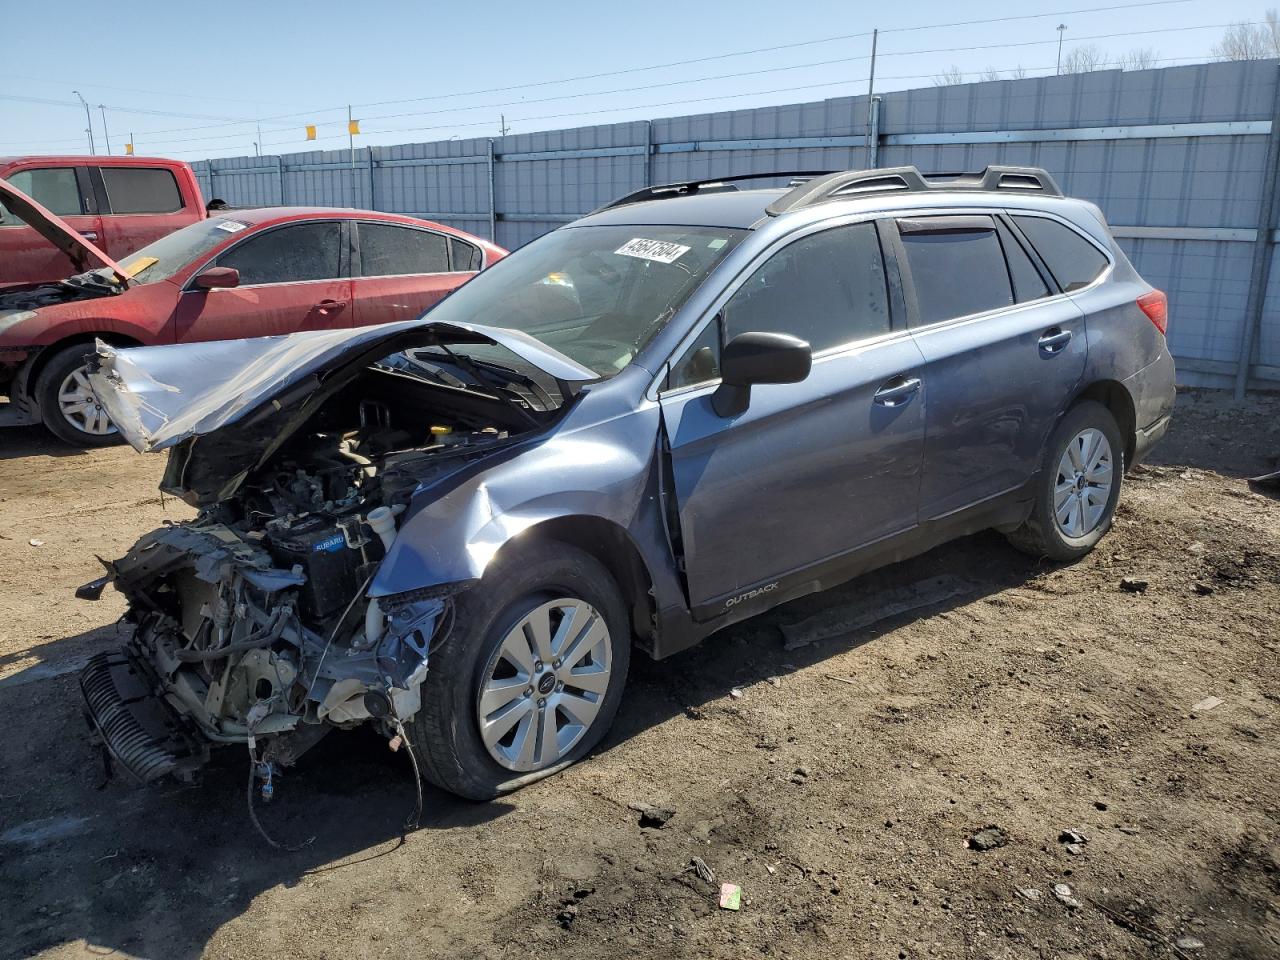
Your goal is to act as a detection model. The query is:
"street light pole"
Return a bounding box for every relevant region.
[73,90,96,155]
[98,104,112,155]
[1056,24,1068,75]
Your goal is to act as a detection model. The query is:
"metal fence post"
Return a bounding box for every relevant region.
[276,155,285,205]
[368,147,377,210]
[208,162,216,201]
[487,138,497,243]
[868,96,882,168]
[645,119,654,187]
[1234,64,1280,400]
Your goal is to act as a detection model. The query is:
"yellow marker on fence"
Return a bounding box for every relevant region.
[305,125,317,141]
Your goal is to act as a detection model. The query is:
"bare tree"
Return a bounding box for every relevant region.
[1212,8,1280,59]
[1117,47,1159,70]
[979,66,1003,82]
[932,65,966,86]
[1060,44,1108,73]
[1008,64,1029,79]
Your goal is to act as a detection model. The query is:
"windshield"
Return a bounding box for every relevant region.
[116,216,252,284]
[422,224,745,376]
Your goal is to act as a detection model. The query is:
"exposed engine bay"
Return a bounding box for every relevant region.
[84,350,553,785]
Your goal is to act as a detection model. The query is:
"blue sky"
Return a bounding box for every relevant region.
[1,0,1269,161]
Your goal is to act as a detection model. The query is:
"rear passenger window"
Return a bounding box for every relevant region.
[898,217,1013,324]
[998,225,1051,302]
[1012,216,1109,292]
[4,168,83,217]
[449,236,482,271]
[100,167,183,214]
[359,222,448,276]
[216,221,342,285]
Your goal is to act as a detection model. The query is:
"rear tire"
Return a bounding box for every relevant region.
[35,345,123,447]
[1006,400,1123,562]
[408,540,631,800]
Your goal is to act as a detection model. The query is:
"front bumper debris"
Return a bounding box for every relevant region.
[79,650,208,783]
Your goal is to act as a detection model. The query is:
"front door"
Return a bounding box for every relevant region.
[173,220,353,343]
[891,213,1088,520]
[658,220,927,616]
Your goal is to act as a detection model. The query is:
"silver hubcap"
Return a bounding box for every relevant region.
[1054,428,1113,538]
[477,597,612,772]
[57,365,116,436]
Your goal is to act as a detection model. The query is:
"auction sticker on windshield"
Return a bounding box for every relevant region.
[216,220,248,234]
[614,238,690,264]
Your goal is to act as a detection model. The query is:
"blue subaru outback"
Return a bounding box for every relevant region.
[82,165,1174,800]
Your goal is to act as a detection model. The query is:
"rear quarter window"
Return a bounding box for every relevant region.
[1012,215,1109,292]
[101,167,184,214]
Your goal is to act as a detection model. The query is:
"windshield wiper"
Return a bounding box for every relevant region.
[434,345,542,428]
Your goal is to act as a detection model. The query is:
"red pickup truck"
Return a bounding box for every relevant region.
[0,156,211,287]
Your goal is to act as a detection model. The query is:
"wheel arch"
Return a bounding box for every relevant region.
[21,331,145,412]
[501,515,658,655]
[1070,379,1137,470]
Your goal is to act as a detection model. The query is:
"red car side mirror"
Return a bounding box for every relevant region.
[194,267,240,290]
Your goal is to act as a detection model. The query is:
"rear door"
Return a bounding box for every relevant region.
[172,219,353,343]
[658,219,927,615]
[93,164,195,261]
[0,164,102,285]
[892,212,1087,521]
[350,220,473,327]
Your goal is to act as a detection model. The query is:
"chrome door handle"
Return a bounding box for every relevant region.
[1039,328,1072,353]
[79,231,98,241]
[873,376,922,407]
[317,299,348,311]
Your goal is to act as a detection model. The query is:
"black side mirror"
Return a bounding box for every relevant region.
[711,331,812,417]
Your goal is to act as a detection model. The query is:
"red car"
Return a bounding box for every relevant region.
[0,155,211,288]
[0,179,506,445]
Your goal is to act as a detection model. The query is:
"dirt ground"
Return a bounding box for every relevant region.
[1,387,1277,960]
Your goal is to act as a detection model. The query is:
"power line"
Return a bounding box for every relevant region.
[0,0,1205,148]
[189,17,1269,150]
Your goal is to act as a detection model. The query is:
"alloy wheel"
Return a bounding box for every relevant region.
[1054,427,1113,538]
[476,597,612,772]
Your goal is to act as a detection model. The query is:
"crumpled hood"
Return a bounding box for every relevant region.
[0,178,128,283]
[89,318,596,455]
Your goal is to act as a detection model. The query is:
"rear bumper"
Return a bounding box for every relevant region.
[1123,349,1176,467]
[1132,413,1171,467]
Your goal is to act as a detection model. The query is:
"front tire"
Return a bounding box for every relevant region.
[409,540,631,800]
[35,345,123,447]
[1007,400,1124,562]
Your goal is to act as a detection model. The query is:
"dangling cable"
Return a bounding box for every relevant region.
[246,742,316,853]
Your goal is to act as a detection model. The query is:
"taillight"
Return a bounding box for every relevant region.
[1137,290,1168,335]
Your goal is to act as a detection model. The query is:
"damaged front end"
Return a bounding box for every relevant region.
[78,320,595,784]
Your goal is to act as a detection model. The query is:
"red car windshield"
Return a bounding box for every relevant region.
[116,217,254,285]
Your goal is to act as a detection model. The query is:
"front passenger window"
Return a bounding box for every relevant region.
[668,222,891,388]
[216,221,342,285]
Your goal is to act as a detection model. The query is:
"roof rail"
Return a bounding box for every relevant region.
[592,170,835,214]
[765,164,1063,216]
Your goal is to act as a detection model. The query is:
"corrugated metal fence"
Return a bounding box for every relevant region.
[193,59,1280,392]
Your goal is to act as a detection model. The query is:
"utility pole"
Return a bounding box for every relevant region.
[499,114,510,136]
[1056,24,1068,75]
[866,28,879,166]
[348,104,356,170]
[73,90,96,155]
[98,104,112,154]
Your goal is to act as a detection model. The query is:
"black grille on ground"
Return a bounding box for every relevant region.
[79,650,208,782]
